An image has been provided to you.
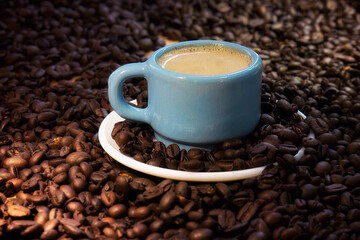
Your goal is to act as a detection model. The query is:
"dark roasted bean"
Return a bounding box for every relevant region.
[189,228,213,240]
[108,204,127,218]
[159,191,176,212]
[301,184,317,200]
[65,151,91,165]
[166,144,180,159]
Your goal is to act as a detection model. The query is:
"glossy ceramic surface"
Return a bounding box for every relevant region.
[108,40,262,147]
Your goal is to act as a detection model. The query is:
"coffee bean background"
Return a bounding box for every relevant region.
[0,0,360,239]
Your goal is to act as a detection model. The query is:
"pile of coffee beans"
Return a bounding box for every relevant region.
[1,0,359,239]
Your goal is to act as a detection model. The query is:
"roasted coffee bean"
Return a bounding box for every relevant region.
[65,151,91,165]
[114,131,133,147]
[345,174,360,189]
[215,183,232,201]
[132,223,149,238]
[188,209,204,222]
[237,202,258,223]
[159,191,176,212]
[319,133,338,147]
[248,231,268,240]
[166,144,180,159]
[71,178,88,192]
[100,191,117,207]
[149,219,164,233]
[308,118,329,136]
[108,204,127,218]
[189,228,213,240]
[20,222,43,238]
[325,184,347,194]
[263,212,283,229]
[222,139,243,149]
[349,154,360,169]
[187,149,204,160]
[59,218,81,227]
[301,184,318,200]
[63,224,85,238]
[276,99,292,114]
[3,156,28,169]
[276,154,296,169]
[59,185,77,199]
[132,206,150,219]
[34,209,49,225]
[278,144,298,154]
[218,209,235,229]
[146,232,163,240]
[146,158,163,167]
[314,161,331,176]
[7,205,31,218]
[40,229,59,240]
[178,159,204,172]
[66,201,84,213]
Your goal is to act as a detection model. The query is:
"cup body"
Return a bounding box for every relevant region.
[108,40,262,148]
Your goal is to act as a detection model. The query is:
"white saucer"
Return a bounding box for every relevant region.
[98,110,312,182]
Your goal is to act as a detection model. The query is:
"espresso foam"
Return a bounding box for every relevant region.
[157,45,252,75]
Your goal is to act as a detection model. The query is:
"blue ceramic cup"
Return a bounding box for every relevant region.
[108,40,262,149]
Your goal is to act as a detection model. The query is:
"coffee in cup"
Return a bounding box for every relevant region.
[157,45,252,75]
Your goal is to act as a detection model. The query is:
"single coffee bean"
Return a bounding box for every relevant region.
[178,159,204,172]
[43,219,60,231]
[189,228,213,240]
[159,191,176,212]
[59,218,81,227]
[188,209,204,222]
[7,205,31,218]
[59,185,77,199]
[108,204,127,218]
[166,144,180,159]
[263,212,283,229]
[100,191,117,207]
[3,156,28,169]
[218,209,236,229]
[314,161,331,176]
[63,224,85,238]
[132,223,149,238]
[237,202,258,223]
[214,183,232,200]
[133,206,151,219]
[278,144,298,154]
[66,201,84,213]
[325,184,347,194]
[349,154,360,169]
[149,219,164,233]
[319,133,338,147]
[344,174,360,189]
[276,99,292,113]
[20,222,43,238]
[276,154,296,169]
[146,232,163,240]
[65,151,91,165]
[40,229,59,240]
[301,184,317,200]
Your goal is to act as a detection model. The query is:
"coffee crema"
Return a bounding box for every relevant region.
[157,44,252,75]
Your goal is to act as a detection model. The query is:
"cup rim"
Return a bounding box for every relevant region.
[148,40,262,81]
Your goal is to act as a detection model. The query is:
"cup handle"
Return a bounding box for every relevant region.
[108,62,150,123]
